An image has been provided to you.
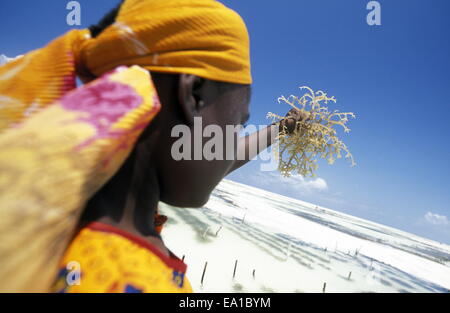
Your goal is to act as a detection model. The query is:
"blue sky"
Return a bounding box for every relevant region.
[1,0,449,244]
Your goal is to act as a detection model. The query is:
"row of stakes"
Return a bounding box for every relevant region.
[199,259,256,287]
[202,225,223,238]
[192,257,354,293]
[197,224,363,292]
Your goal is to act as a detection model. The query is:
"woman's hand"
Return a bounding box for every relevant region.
[279,108,310,134]
[227,108,310,174]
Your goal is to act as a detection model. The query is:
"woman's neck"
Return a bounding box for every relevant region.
[80,135,169,257]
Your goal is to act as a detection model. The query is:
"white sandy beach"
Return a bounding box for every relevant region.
[160,179,450,293]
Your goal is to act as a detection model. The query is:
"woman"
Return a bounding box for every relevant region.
[0,0,302,293]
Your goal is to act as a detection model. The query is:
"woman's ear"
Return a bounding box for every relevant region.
[178,73,205,125]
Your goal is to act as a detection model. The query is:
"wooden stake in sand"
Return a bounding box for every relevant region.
[202,226,210,238]
[182,255,185,262]
[233,260,238,279]
[322,282,327,293]
[285,242,291,260]
[201,261,208,286]
[252,269,255,280]
[348,271,352,280]
[215,226,222,237]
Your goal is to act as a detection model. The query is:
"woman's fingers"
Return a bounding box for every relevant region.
[281,109,310,134]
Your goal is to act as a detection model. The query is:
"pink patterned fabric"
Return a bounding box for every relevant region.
[60,76,144,154]
[61,79,143,128]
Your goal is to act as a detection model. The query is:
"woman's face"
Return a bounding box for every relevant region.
[156,75,251,208]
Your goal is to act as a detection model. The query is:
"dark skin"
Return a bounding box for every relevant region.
[81,72,305,256]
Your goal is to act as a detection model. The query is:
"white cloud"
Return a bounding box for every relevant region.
[0,54,23,66]
[245,171,379,217]
[254,172,328,193]
[424,212,449,226]
[288,175,328,191]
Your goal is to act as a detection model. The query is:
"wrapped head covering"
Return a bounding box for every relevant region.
[82,0,252,84]
[0,0,252,131]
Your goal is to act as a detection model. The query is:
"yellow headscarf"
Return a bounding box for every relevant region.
[0,0,252,132]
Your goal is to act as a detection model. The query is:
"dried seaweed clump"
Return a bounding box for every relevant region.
[267,86,356,177]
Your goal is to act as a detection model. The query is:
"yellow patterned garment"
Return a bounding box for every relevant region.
[53,223,192,293]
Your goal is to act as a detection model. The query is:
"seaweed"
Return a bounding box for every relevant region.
[267,86,356,177]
